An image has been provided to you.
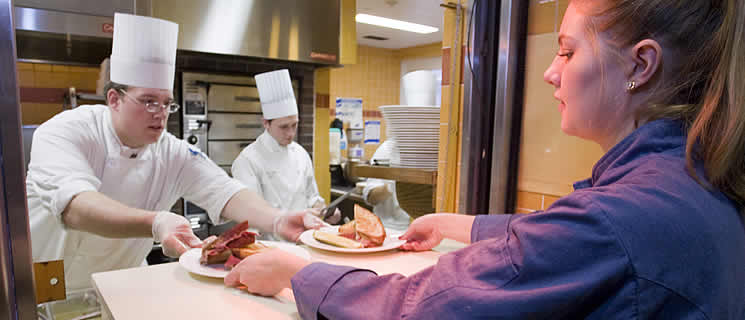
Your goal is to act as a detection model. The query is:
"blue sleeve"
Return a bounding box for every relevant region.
[291,193,631,319]
[470,213,515,242]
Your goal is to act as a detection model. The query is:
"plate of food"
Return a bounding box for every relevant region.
[179,221,311,278]
[299,205,407,253]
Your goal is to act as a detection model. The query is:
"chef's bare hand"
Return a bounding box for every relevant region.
[273,209,330,242]
[399,214,444,251]
[152,211,202,257]
[224,248,311,296]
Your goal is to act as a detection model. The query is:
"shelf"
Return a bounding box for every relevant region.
[350,164,437,185]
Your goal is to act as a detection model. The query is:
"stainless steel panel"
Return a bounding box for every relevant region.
[208,140,254,166]
[14,7,115,38]
[183,72,256,86]
[489,0,527,214]
[152,0,340,64]
[1,0,37,317]
[206,113,263,140]
[14,0,134,18]
[208,85,261,113]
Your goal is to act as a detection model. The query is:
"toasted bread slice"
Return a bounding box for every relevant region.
[354,204,386,246]
[231,242,269,259]
[338,220,356,238]
[313,230,364,249]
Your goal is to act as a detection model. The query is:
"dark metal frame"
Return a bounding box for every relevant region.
[459,0,528,215]
[0,0,37,318]
[487,0,528,214]
[458,0,499,215]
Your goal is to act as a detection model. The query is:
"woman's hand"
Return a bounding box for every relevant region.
[399,214,444,251]
[224,248,311,296]
[399,213,475,250]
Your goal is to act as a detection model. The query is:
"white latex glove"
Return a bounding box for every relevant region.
[272,210,331,242]
[315,207,342,224]
[152,211,203,258]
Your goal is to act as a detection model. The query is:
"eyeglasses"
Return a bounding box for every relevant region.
[118,89,180,114]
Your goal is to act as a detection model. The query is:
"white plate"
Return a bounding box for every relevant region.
[178,241,311,278]
[299,229,407,253]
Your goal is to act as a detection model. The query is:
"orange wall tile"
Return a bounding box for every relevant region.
[329,45,400,160]
[17,62,100,125]
[21,103,63,125]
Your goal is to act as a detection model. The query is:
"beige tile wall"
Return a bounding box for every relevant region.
[516,0,603,212]
[17,62,100,125]
[329,45,400,160]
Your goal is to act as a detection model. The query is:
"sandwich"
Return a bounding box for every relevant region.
[200,221,268,269]
[313,204,386,248]
[354,204,386,247]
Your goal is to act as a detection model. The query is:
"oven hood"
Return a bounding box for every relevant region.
[152,0,340,65]
[14,0,341,66]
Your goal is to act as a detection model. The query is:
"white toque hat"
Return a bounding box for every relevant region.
[255,69,298,120]
[110,13,178,90]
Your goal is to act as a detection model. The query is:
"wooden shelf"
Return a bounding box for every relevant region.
[350,164,437,185]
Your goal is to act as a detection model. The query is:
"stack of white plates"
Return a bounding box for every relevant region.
[380,105,440,169]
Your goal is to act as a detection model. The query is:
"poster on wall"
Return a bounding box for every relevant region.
[335,98,363,129]
[364,120,380,144]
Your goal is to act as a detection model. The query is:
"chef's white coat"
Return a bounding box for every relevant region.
[231,131,324,212]
[26,105,245,292]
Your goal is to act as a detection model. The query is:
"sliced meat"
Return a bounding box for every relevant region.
[210,221,250,249]
[223,254,243,270]
[226,231,258,248]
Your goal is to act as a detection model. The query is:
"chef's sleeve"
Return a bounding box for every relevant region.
[231,153,262,196]
[291,192,630,319]
[179,147,245,225]
[25,116,101,221]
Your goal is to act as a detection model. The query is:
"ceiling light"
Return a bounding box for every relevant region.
[355,14,438,34]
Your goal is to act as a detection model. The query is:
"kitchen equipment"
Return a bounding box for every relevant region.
[13,0,341,66]
[322,188,354,220]
[329,128,341,165]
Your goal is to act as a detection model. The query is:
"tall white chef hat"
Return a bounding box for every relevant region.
[109,13,178,90]
[255,69,298,120]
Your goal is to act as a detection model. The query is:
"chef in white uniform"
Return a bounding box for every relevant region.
[26,14,322,293]
[232,69,339,225]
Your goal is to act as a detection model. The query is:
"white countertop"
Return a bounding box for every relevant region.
[92,239,467,320]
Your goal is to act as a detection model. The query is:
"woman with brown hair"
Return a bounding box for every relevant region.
[225,1,745,318]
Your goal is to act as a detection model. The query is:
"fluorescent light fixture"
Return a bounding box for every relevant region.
[355,13,438,34]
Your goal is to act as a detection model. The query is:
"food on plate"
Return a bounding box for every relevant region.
[354,204,386,246]
[200,221,268,269]
[338,220,356,239]
[313,230,364,249]
[319,205,387,248]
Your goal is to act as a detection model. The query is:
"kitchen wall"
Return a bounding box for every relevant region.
[515,0,604,213]
[328,43,441,160]
[16,62,100,125]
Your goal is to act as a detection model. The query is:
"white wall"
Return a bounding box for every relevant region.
[400,56,442,106]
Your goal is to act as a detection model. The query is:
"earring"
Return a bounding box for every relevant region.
[626,80,636,91]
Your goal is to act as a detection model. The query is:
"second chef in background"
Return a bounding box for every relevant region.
[232,69,340,227]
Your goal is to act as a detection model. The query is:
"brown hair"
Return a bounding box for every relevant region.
[579,0,745,212]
